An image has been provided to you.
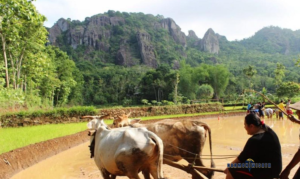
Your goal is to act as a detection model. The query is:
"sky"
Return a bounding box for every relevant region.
[33,0,300,41]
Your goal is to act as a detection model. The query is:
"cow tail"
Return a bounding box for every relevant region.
[203,124,215,169]
[194,121,215,169]
[147,131,164,179]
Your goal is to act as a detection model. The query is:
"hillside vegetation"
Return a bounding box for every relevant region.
[1,2,300,109]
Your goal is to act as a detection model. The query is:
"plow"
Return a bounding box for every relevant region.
[163,158,224,179]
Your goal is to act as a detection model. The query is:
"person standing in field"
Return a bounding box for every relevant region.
[265,108,274,119]
[286,99,293,115]
[247,102,252,114]
[278,100,285,120]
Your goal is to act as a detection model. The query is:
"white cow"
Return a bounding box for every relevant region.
[87,119,165,179]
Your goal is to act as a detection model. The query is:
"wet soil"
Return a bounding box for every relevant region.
[2,112,300,179]
[0,130,89,179]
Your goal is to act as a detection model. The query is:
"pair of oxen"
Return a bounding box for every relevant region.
[83,113,214,179]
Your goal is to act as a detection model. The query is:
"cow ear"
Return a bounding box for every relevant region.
[172,122,186,133]
[117,116,123,120]
[130,118,141,124]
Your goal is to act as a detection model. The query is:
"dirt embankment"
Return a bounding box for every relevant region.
[0,112,245,179]
[0,130,90,179]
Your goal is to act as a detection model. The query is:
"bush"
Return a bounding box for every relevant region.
[0,106,97,122]
[151,100,157,105]
[141,99,148,105]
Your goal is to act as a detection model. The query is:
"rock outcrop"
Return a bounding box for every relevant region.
[48,18,70,45]
[188,30,199,40]
[136,31,157,68]
[48,14,188,68]
[48,16,120,50]
[200,28,220,54]
[156,18,187,47]
[116,39,136,67]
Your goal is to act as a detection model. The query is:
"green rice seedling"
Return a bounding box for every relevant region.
[0,119,114,154]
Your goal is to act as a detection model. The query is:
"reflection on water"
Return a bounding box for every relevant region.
[205,116,299,149]
[11,115,300,179]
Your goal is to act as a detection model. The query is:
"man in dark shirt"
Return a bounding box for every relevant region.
[225,113,282,179]
[237,127,282,178]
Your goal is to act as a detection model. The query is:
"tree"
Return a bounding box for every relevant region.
[207,65,230,100]
[165,71,179,104]
[276,82,300,98]
[0,0,48,88]
[243,65,257,90]
[178,61,209,100]
[196,84,214,100]
[139,64,173,102]
[274,63,285,87]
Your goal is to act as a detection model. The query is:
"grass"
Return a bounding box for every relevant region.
[0,122,89,154]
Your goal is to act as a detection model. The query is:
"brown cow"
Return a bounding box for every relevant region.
[113,117,215,179]
[112,112,141,128]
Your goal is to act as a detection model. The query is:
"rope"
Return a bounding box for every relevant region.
[163,154,237,160]
[118,140,231,158]
[166,142,198,155]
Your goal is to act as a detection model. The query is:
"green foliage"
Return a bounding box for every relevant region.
[0,88,25,109]
[276,82,300,98]
[197,84,214,99]
[207,65,230,99]
[140,64,175,102]
[0,0,48,89]
[243,65,257,89]
[141,99,148,105]
[0,106,96,120]
[274,63,285,87]
[3,7,300,108]
[122,98,132,106]
[151,100,157,105]
[240,26,300,55]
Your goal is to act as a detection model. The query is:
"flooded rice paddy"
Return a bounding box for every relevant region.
[11,115,300,179]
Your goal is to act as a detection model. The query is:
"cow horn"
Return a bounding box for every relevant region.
[82,116,97,119]
[99,114,111,119]
[126,111,131,117]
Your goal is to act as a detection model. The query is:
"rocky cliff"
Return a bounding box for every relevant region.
[156,18,187,47]
[199,28,220,54]
[188,30,199,40]
[136,31,157,68]
[47,12,219,68]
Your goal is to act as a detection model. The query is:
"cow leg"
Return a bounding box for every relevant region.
[150,170,160,179]
[142,169,151,179]
[128,173,141,179]
[100,169,113,179]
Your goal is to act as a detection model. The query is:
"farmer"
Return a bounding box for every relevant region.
[225,113,282,179]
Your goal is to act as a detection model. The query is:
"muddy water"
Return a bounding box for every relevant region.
[11,116,300,179]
